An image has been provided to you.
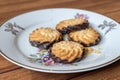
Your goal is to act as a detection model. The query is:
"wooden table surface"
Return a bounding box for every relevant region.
[0,0,120,80]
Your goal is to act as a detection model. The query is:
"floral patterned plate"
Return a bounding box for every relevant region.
[0,8,120,73]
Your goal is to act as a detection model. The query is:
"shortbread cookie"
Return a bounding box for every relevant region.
[56,17,89,34]
[69,28,101,46]
[50,41,85,63]
[29,28,62,48]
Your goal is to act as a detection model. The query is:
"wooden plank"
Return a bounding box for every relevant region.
[0,55,20,74]
[0,0,76,24]
[0,0,117,14]
[85,0,120,14]
[0,0,35,6]
[0,0,119,24]
[0,0,76,14]
[70,60,120,80]
[39,0,120,14]
[0,68,82,80]
[105,11,120,22]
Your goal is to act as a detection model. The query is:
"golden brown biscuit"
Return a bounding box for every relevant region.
[56,17,89,34]
[69,28,101,46]
[50,41,85,63]
[29,28,62,48]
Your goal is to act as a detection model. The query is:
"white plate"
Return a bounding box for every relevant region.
[0,8,120,73]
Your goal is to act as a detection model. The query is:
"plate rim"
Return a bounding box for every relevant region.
[0,8,120,73]
[1,50,120,73]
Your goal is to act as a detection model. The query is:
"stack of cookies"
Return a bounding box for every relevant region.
[29,17,101,63]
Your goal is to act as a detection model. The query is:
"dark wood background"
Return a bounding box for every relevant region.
[0,0,120,80]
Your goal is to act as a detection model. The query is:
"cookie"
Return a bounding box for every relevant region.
[29,28,62,49]
[49,41,85,63]
[56,17,89,34]
[69,28,101,47]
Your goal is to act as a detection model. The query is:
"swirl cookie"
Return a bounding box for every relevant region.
[69,28,101,47]
[49,41,85,63]
[29,28,62,49]
[56,17,89,34]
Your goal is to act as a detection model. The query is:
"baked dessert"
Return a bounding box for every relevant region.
[56,17,89,34]
[69,28,101,47]
[49,41,85,63]
[29,28,62,49]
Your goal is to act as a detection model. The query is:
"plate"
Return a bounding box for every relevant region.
[0,8,120,73]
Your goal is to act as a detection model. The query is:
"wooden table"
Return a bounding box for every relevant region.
[0,0,120,80]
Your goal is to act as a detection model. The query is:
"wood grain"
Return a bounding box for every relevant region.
[0,0,120,80]
[0,55,20,74]
[105,10,120,22]
[0,0,75,14]
[0,0,118,14]
[0,68,82,80]
[71,60,120,80]
[0,0,120,24]
[0,0,35,6]
[85,0,120,13]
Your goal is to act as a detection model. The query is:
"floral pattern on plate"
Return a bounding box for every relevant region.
[75,13,89,20]
[4,22,24,35]
[98,20,117,35]
[29,49,55,66]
